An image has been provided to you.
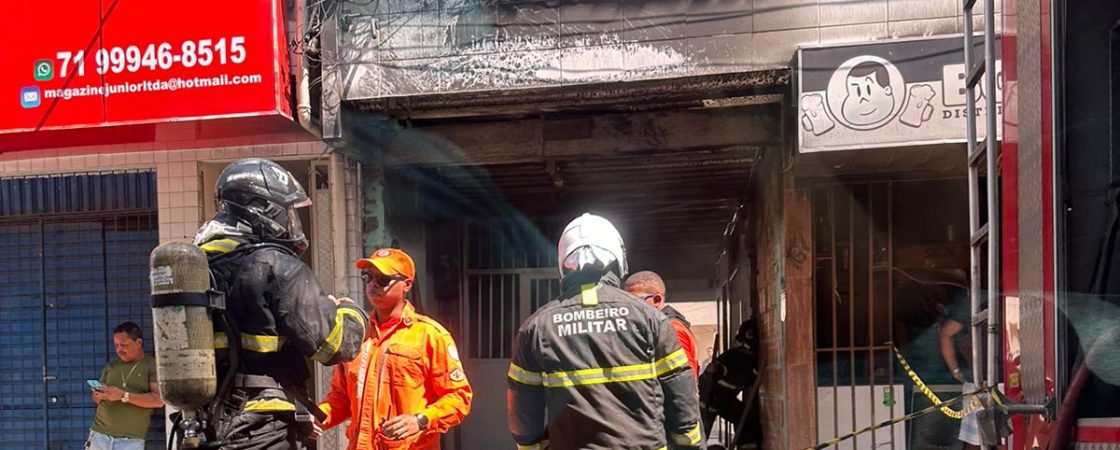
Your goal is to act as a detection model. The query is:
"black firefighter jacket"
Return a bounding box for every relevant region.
[201,237,368,411]
[507,270,705,450]
[698,343,759,442]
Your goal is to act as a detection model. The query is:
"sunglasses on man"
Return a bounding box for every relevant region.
[361,272,408,288]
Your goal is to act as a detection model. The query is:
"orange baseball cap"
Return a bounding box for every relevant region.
[356,248,415,280]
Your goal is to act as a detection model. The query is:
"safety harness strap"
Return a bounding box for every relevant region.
[234,374,284,390]
[151,292,209,308]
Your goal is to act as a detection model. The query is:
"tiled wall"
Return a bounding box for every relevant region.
[750,148,788,450]
[0,141,332,244]
[783,185,816,450]
[742,147,819,450]
[0,140,370,450]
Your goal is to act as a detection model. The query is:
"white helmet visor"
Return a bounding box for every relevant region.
[562,246,620,274]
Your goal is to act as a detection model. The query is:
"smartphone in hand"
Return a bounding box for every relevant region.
[87,379,103,390]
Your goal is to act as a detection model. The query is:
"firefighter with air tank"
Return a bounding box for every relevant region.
[151,171,711,450]
[150,158,367,449]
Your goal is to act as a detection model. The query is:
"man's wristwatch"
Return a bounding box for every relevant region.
[121,392,130,404]
[415,413,429,430]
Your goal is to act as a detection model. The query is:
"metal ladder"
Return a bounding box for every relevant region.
[962,0,1053,443]
[962,0,1001,445]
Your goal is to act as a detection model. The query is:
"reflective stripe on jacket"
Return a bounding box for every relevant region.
[319,302,472,450]
[201,238,368,413]
[507,271,704,450]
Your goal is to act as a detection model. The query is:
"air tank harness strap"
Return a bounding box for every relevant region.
[151,290,225,310]
[232,373,327,423]
[151,292,209,307]
[234,374,284,389]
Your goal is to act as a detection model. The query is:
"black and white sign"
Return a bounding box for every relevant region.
[797,36,1002,153]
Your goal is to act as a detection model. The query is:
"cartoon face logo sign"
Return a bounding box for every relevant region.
[825,55,906,131]
[841,61,895,126]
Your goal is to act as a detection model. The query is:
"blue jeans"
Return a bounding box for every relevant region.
[85,430,145,450]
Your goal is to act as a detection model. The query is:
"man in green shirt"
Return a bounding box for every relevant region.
[87,321,164,450]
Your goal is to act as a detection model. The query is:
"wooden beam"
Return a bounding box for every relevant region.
[784,180,817,450]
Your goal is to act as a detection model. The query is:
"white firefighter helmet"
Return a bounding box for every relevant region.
[557,213,628,278]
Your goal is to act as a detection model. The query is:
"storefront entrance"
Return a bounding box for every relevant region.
[0,172,162,450]
[812,178,970,450]
[378,102,774,449]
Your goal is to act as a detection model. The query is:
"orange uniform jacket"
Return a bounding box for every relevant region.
[662,305,700,379]
[671,319,700,379]
[319,303,472,450]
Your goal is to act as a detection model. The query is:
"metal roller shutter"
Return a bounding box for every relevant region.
[0,171,161,450]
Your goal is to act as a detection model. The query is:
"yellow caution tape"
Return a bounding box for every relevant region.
[803,389,979,450]
[803,344,996,449]
[888,342,982,419]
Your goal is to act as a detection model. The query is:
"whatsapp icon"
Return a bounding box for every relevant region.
[34,59,53,81]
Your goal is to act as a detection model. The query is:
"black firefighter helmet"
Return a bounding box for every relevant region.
[215,158,311,253]
[734,320,754,346]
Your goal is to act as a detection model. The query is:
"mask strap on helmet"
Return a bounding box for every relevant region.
[223,199,288,240]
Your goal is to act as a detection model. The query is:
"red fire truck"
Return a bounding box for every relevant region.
[981,0,1120,448]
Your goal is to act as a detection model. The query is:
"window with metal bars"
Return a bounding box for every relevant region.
[462,220,560,360]
[812,179,970,450]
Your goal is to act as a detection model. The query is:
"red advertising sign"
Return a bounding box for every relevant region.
[0,0,291,135]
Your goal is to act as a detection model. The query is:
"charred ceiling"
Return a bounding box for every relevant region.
[372,95,777,285]
[364,104,781,168]
[349,70,789,121]
[389,143,757,282]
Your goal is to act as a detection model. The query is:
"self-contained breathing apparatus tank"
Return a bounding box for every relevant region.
[150,242,219,448]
